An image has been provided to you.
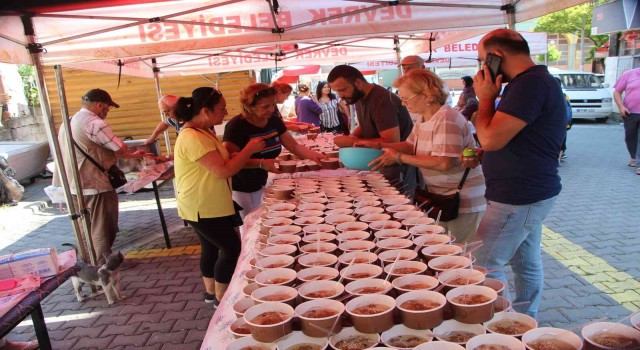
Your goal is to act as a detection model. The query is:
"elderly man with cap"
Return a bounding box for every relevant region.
[54,88,145,264]
[401,55,452,109]
[400,55,425,73]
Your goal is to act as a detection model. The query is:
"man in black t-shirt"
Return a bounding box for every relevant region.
[327,65,415,195]
[472,29,565,318]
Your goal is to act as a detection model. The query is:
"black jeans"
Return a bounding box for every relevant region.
[623,113,640,161]
[186,215,241,283]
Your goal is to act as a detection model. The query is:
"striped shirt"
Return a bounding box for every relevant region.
[318,98,341,128]
[81,109,124,153]
[406,105,486,213]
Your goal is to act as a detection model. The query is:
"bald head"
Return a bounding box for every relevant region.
[480,29,530,56]
[401,55,424,74]
[158,95,179,119]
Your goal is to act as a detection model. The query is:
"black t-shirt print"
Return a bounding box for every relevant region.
[223,114,287,192]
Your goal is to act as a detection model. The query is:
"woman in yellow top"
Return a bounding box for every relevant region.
[174,87,264,306]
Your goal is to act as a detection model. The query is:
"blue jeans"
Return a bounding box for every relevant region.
[474,196,557,318]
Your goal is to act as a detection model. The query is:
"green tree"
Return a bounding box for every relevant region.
[537,44,561,62]
[17,65,39,107]
[533,3,608,62]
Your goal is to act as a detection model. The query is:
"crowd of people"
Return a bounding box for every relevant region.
[67,28,640,321]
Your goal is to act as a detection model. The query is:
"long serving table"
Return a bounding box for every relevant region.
[119,163,177,249]
[200,169,360,349]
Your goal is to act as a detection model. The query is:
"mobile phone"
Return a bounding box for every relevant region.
[484,53,502,82]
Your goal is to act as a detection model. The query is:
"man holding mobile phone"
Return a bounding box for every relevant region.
[471,29,567,318]
[613,67,640,173]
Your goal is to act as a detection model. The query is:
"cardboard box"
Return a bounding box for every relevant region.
[0,248,59,279]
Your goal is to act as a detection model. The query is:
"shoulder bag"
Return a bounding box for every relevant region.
[72,140,127,189]
[414,167,470,222]
[411,124,470,222]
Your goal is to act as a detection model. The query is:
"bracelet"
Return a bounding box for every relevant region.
[396,153,402,164]
[259,159,264,169]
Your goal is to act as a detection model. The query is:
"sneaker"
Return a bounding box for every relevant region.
[561,153,567,160]
[637,168,640,175]
[204,292,219,307]
[629,159,637,167]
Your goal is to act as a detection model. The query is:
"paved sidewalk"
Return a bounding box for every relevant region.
[0,121,638,349]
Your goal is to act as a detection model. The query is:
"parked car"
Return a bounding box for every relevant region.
[549,68,613,123]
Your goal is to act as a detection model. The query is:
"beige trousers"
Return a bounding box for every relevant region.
[74,191,119,265]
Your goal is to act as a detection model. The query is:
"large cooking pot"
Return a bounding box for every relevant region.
[124,139,161,156]
[117,140,161,173]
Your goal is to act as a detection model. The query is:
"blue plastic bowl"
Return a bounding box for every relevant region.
[339,147,384,171]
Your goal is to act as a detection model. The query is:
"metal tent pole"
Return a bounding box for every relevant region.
[152,58,171,155]
[20,15,95,264]
[394,36,403,76]
[53,65,97,265]
[504,1,516,29]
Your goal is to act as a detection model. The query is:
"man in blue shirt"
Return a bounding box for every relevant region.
[473,29,566,318]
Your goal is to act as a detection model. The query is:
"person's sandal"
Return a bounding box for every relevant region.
[629,159,636,167]
[636,167,640,175]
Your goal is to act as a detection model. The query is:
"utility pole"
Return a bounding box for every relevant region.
[580,15,585,71]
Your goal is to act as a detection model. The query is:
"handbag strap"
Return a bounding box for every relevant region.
[72,139,107,173]
[457,167,471,191]
[412,126,471,192]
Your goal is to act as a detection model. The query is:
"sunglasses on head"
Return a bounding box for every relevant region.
[254,87,277,99]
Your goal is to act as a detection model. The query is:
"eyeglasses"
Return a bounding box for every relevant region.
[400,94,419,103]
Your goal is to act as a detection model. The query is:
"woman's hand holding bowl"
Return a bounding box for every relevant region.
[368,147,399,171]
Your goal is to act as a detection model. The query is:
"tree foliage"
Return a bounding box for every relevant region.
[533,3,608,62]
[537,44,561,62]
[17,65,39,107]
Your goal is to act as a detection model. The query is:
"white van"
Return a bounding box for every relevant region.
[549,68,613,123]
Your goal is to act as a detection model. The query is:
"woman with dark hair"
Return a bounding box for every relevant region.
[461,76,475,95]
[224,83,325,218]
[294,83,321,126]
[315,81,343,133]
[174,87,265,306]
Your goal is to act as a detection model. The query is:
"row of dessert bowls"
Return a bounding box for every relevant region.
[229,322,640,350]
[228,282,635,350]
[227,325,601,350]
[230,288,640,350]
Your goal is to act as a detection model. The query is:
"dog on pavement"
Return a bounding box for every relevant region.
[62,243,126,305]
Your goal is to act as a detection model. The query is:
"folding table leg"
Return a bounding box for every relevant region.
[31,304,52,350]
[152,180,172,249]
